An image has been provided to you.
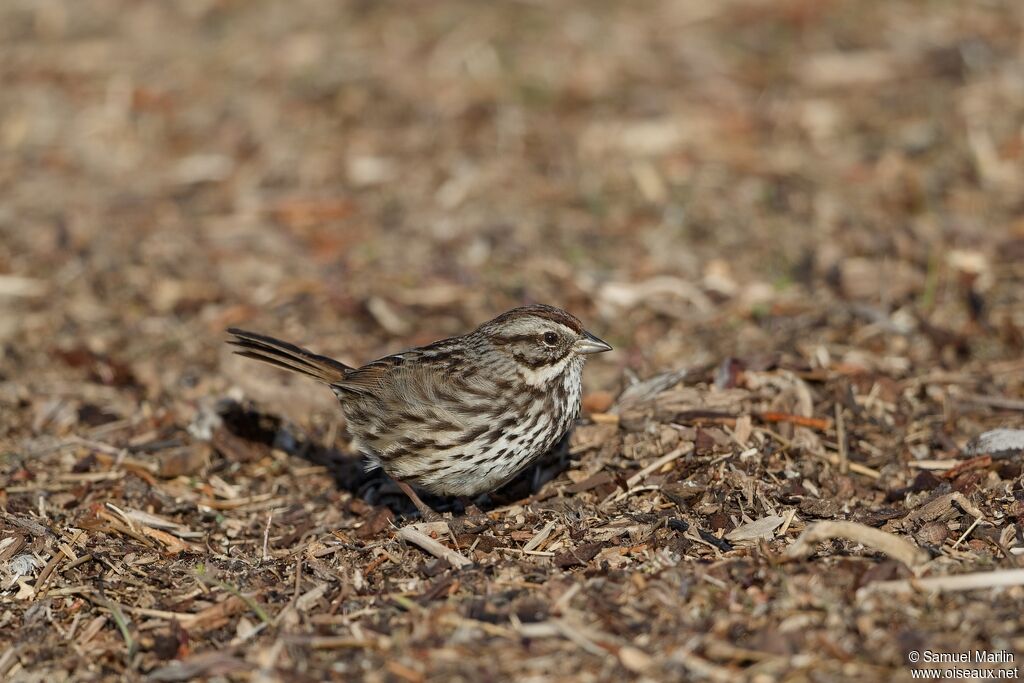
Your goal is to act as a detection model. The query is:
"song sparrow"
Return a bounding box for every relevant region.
[227,304,611,517]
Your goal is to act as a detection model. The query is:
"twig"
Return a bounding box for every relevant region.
[669,639,735,683]
[553,583,581,613]
[786,520,928,568]
[958,393,1024,412]
[517,619,609,658]
[292,558,302,604]
[114,507,203,538]
[494,547,555,557]
[33,552,66,590]
[396,527,473,569]
[0,646,21,678]
[952,516,983,549]
[758,412,832,431]
[603,445,693,505]
[834,404,848,475]
[104,503,138,533]
[908,460,957,471]
[812,450,881,479]
[363,554,389,575]
[940,455,992,480]
[35,530,87,588]
[63,554,95,571]
[284,635,379,650]
[522,521,557,553]
[857,568,1024,598]
[69,437,159,473]
[627,444,693,487]
[262,513,272,562]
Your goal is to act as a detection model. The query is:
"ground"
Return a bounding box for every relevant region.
[2,0,1024,681]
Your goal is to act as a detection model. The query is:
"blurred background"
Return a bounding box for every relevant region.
[3,2,1024,679]
[2,0,1022,424]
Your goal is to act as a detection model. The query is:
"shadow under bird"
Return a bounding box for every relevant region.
[226,304,611,518]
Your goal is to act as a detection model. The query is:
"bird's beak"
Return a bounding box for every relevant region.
[576,330,612,355]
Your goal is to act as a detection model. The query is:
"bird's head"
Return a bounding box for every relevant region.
[477,304,611,378]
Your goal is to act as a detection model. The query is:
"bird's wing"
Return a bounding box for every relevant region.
[334,345,490,427]
[333,339,459,398]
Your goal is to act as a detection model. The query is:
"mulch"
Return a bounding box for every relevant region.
[2,1,1024,680]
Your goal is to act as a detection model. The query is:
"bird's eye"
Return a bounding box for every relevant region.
[542,331,558,346]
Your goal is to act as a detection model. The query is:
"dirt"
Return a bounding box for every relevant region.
[2,1,1023,681]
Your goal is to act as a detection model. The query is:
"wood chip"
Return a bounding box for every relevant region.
[396,527,473,569]
[725,515,785,543]
[965,428,1024,458]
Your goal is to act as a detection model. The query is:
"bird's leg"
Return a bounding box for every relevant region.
[458,496,484,517]
[395,479,442,522]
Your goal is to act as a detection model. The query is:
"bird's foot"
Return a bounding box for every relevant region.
[394,479,443,522]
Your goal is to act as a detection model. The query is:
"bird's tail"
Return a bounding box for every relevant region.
[226,328,352,384]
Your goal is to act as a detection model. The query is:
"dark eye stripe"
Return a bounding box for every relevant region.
[490,334,537,346]
[513,345,574,369]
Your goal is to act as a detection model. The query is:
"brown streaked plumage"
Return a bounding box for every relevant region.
[227,304,611,518]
